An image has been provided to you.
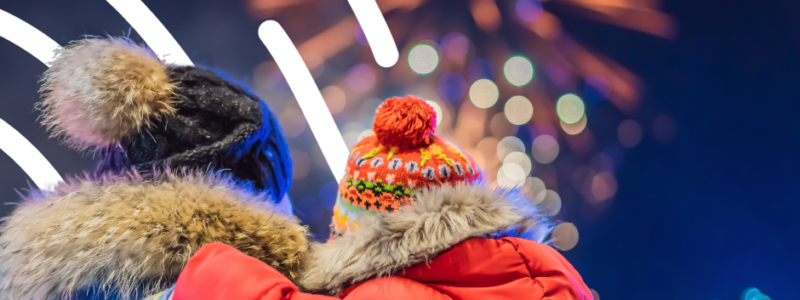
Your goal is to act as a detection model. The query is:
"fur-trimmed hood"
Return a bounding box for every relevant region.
[0,171,308,300]
[298,183,553,295]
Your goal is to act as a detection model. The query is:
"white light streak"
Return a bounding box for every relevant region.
[0,9,61,66]
[0,119,62,190]
[258,20,349,180]
[347,0,399,68]
[107,0,194,66]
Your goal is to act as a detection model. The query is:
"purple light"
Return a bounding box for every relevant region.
[355,25,368,46]
[530,123,558,139]
[347,63,376,92]
[516,0,543,23]
[585,75,611,102]
[545,61,569,86]
[437,72,468,102]
[441,32,469,61]
[467,58,494,81]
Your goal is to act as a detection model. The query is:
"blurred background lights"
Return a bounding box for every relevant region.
[560,115,587,135]
[408,43,439,74]
[504,95,534,125]
[653,114,677,143]
[278,107,306,137]
[291,151,310,179]
[556,93,585,124]
[425,100,444,127]
[497,136,526,160]
[515,0,543,23]
[585,75,611,103]
[469,79,500,108]
[521,177,547,204]
[503,151,533,175]
[532,135,559,164]
[742,287,771,300]
[357,129,374,141]
[346,63,375,92]
[540,189,562,216]
[618,119,643,148]
[438,72,468,101]
[321,85,346,115]
[590,289,600,300]
[591,171,618,202]
[552,222,579,251]
[490,112,518,137]
[497,163,527,188]
[341,121,366,149]
[503,56,534,86]
[441,32,469,62]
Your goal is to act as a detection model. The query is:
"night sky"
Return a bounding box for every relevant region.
[0,0,798,299]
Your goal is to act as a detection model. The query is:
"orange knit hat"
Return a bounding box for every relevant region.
[331,95,482,237]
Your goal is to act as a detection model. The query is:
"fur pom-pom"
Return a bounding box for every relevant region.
[38,37,176,151]
[372,95,437,149]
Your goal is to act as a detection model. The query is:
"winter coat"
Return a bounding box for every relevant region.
[170,184,594,300]
[0,171,309,300]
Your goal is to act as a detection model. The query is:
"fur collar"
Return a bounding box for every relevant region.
[298,183,553,295]
[0,171,308,300]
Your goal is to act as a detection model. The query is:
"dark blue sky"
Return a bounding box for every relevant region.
[0,1,797,299]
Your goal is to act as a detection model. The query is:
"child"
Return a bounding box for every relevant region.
[0,37,304,300]
[169,96,593,299]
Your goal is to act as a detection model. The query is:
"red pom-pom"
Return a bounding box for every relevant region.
[373,95,437,149]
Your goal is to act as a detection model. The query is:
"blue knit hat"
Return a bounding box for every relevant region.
[38,37,293,202]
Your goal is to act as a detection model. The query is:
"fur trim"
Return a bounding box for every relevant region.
[0,171,308,300]
[38,37,176,151]
[298,183,552,294]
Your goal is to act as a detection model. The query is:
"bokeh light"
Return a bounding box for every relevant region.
[466,58,494,81]
[540,189,562,215]
[504,56,534,86]
[469,79,500,108]
[742,287,771,300]
[552,222,579,251]
[532,135,559,164]
[521,177,547,204]
[618,119,643,148]
[425,100,444,126]
[321,85,346,114]
[497,136,525,160]
[585,75,610,102]
[341,121,366,149]
[556,93,585,124]
[497,163,527,188]
[591,171,618,202]
[358,129,374,141]
[279,107,306,137]
[346,63,375,92]
[408,43,439,75]
[490,112,518,137]
[441,33,469,62]
[504,151,533,175]
[560,115,587,135]
[504,95,534,125]
[515,0,543,23]
[590,289,600,300]
[438,73,468,101]
[291,151,310,179]
[653,114,677,143]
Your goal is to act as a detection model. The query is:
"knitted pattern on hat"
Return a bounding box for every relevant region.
[332,96,482,237]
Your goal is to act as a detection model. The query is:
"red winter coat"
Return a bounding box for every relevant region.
[172,185,593,300]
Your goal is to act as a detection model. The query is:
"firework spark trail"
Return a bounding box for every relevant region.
[0,8,61,66]
[0,119,63,190]
[107,0,194,65]
[347,0,399,68]
[259,20,349,180]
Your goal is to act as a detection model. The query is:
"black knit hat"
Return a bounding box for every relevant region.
[38,38,292,202]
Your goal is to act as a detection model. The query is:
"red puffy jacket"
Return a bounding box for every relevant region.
[173,185,593,300]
